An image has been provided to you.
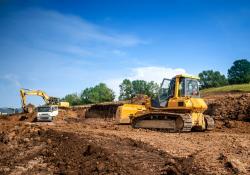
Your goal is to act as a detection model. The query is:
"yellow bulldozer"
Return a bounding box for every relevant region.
[20,88,69,113]
[116,74,214,132]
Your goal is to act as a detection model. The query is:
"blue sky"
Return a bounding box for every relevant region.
[0,0,250,107]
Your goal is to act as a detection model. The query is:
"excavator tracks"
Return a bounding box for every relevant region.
[205,115,215,131]
[131,112,193,132]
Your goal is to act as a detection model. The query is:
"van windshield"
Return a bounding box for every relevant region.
[37,107,51,112]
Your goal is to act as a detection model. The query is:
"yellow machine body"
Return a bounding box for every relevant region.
[116,74,213,131]
[58,102,70,108]
[116,104,146,124]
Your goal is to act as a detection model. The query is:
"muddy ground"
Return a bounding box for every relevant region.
[0,92,249,175]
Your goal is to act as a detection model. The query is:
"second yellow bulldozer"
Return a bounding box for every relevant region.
[116,74,214,132]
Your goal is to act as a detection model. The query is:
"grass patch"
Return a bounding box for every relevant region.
[201,83,250,93]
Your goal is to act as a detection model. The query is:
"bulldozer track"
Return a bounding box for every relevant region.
[131,112,192,132]
[205,115,215,131]
[180,114,193,132]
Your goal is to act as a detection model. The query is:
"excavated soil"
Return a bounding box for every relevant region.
[0,119,249,174]
[204,93,250,121]
[0,121,195,175]
[0,108,86,123]
[0,92,249,174]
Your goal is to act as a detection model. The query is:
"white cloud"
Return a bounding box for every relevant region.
[130,66,186,83]
[105,66,187,99]
[0,8,147,107]
[4,8,145,58]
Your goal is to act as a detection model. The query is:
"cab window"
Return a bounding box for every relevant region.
[159,79,171,103]
[185,79,199,97]
[179,78,185,97]
[158,78,175,107]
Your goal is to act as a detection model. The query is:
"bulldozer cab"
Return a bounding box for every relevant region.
[158,78,175,107]
[157,75,200,107]
[179,77,200,97]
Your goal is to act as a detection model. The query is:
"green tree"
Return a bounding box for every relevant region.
[62,93,81,106]
[199,70,228,89]
[80,83,115,104]
[228,59,250,84]
[119,79,159,100]
[119,79,133,100]
[146,81,160,98]
[132,80,148,96]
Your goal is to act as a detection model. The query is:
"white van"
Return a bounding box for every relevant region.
[37,105,58,121]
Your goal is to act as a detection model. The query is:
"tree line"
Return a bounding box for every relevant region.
[61,80,159,105]
[199,59,250,89]
[62,59,250,105]
[61,83,115,106]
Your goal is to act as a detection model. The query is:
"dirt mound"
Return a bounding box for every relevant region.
[54,119,250,174]
[205,94,250,121]
[218,153,247,174]
[42,130,190,174]
[0,122,195,174]
[0,112,37,122]
[0,108,85,123]
[54,108,85,122]
[214,120,250,133]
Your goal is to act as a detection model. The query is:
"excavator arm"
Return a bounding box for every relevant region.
[20,89,60,112]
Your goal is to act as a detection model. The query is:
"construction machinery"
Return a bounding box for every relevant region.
[116,74,214,132]
[20,88,69,113]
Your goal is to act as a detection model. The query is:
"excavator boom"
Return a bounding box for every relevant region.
[20,89,69,113]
